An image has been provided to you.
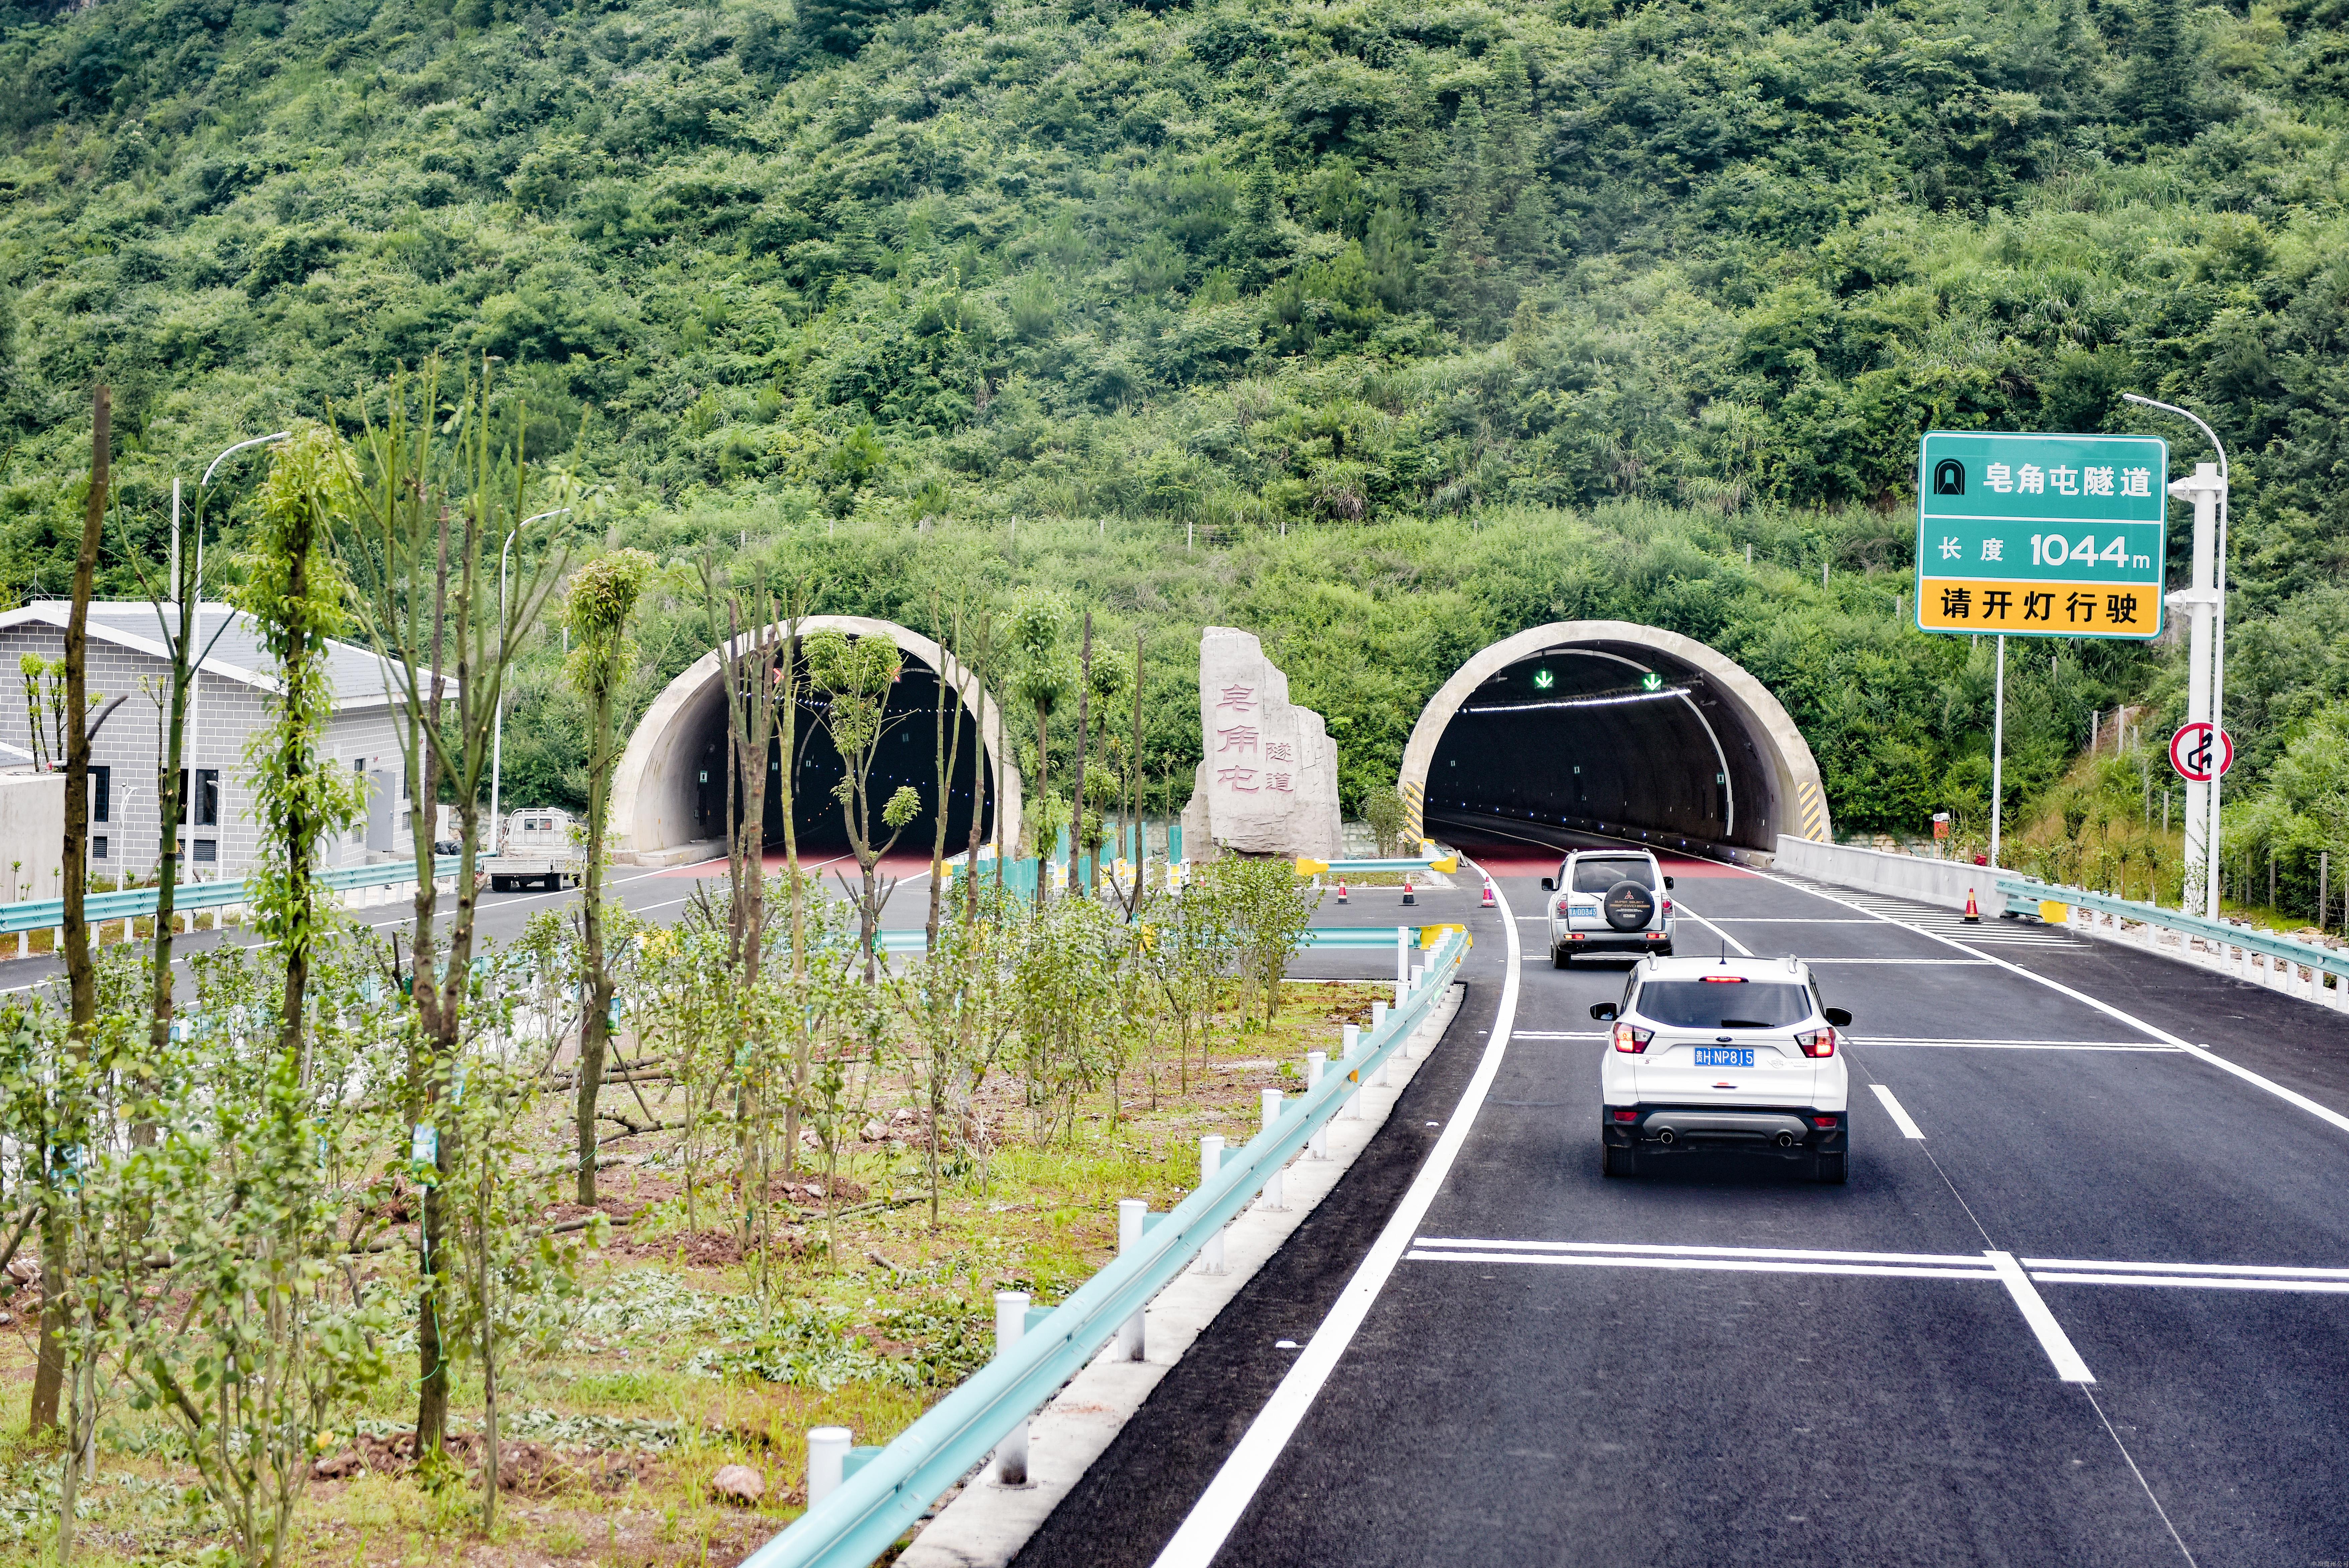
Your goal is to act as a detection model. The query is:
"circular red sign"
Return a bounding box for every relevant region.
[2168,722,2234,783]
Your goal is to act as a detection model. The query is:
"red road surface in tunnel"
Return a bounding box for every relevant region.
[1433,827,1754,879]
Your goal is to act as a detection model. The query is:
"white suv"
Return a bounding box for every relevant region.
[1541,849,1673,966]
[1591,955,1853,1183]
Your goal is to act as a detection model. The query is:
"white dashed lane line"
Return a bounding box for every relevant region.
[1869,1083,1927,1139]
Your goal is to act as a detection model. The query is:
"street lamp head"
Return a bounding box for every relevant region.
[200,431,293,489]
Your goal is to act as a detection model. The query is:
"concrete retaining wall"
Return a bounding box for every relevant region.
[1773,835,2001,915]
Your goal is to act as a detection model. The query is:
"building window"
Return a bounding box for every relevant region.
[193,839,217,864]
[91,765,110,823]
[92,835,108,860]
[195,769,220,827]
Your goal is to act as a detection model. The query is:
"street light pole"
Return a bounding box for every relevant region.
[2123,393,2228,917]
[181,432,288,868]
[488,508,570,854]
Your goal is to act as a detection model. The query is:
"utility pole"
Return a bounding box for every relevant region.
[2126,393,2229,919]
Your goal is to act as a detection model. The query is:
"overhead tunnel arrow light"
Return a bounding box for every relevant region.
[1641,671,1663,692]
[1532,668,1554,690]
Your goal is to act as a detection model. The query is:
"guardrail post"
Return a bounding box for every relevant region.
[991,1293,1031,1485]
[1341,1024,1362,1118]
[1260,1089,1287,1210]
[1117,1199,1146,1361]
[1196,1136,1225,1274]
[1306,1052,1327,1157]
[807,1425,851,1506]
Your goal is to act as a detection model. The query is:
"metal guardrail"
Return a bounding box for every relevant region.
[742,926,1474,1568]
[0,856,463,936]
[874,923,1467,955]
[1996,876,2349,984]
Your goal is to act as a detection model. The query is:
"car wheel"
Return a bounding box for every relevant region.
[1603,1143,1639,1178]
[491,876,509,891]
[1813,1152,1848,1185]
[1552,946,1570,968]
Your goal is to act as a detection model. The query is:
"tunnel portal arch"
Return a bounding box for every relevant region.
[1400,621,1829,858]
[611,615,1023,864]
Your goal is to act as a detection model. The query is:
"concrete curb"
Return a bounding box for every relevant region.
[895,981,1468,1568]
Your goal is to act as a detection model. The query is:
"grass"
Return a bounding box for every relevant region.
[0,977,1386,1566]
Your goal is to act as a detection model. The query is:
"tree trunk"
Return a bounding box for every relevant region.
[575,679,615,1205]
[1072,612,1091,894]
[32,384,107,1436]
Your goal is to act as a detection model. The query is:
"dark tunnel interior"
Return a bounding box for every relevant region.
[679,659,995,857]
[1425,645,1781,852]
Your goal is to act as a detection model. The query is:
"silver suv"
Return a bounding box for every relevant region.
[1541,849,1673,967]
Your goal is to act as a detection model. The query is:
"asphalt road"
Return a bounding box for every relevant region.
[1017,819,2349,1568]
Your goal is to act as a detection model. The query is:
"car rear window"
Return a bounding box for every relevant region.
[1571,857,1654,893]
[1636,980,1812,1029]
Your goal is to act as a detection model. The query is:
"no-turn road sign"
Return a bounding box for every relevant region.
[2169,722,2235,783]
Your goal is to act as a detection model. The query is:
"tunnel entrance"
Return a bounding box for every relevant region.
[611,616,1023,866]
[682,660,992,857]
[1401,621,1829,858]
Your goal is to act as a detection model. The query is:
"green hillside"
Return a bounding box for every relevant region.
[2,0,2347,893]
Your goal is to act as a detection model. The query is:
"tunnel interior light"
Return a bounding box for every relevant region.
[1641,671,1663,692]
[1532,668,1554,690]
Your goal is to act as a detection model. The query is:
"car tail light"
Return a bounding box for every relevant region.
[1795,1026,1836,1058]
[1613,1109,1638,1123]
[1700,974,1746,983]
[1612,1022,1653,1054]
[1661,898,1673,915]
[1812,1115,1839,1128]
[1555,899,1571,917]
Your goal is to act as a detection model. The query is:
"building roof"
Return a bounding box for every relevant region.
[0,602,431,711]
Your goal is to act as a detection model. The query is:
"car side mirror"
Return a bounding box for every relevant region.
[1540,877,1554,891]
[1589,1003,1618,1022]
[1824,1007,1852,1027]
[1664,876,1675,889]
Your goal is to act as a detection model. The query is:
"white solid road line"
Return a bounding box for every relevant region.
[1150,855,1526,1568]
[1406,1249,1997,1282]
[1415,1237,1998,1267]
[2032,1271,2349,1294]
[1859,1038,2182,1052]
[1806,956,1996,965]
[1746,866,2349,1141]
[1668,904,1751,956]
[1987,1250,2097,1383]
[1870,1083,1926,1139]
[2022,1256,2349,1279]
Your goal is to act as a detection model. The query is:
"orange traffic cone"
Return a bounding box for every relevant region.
[1963,888,1981,923]
[1480,877,1495,908]
[1336,880,1348,904]
[1402,878,1417,907]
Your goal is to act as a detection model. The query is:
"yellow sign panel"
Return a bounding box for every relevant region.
[1915,577,2158,636]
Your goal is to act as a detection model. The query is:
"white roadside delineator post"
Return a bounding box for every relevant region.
[1306,1052,1327,1157]
[1260,1089,1287,1210]
[1117,1199,1146,1362]
[992,1292,1031,1486]
[1341,1024,1362,1118]
[1196,1136,1225,1274]
[807,1425,851,1507]
[1395,926,1409,1006]
[1370,1002,1389,1085]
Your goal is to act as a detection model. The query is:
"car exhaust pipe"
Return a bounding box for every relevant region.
[1655,1128,1676,1145]
[1774,1131,1796,1148]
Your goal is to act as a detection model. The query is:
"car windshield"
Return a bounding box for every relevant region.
[1637,980,1812,1029]
[1572,858,1654,893]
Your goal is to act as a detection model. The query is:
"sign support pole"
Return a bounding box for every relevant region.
[1989,633,2005,869]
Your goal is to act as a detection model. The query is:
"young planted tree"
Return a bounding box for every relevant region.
[1007,592,1073,904]
[31,384,107,1436]
[336,360,566,1458]
[1222,855,1323,1025]
[562,549,657,1205]
[803,629,922,979]
[924,598,975,950]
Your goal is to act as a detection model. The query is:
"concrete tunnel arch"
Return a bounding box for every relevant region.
[1399,620,1831,859]
[610,615,1024,864]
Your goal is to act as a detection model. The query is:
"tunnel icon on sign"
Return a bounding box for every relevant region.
[1933,458,1966,496]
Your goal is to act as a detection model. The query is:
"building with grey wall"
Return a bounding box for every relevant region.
[0,602,417,879]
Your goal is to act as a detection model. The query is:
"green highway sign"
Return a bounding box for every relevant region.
[1915,431,2168,640]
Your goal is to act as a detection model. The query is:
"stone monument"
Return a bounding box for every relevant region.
[1179,626,1343,861]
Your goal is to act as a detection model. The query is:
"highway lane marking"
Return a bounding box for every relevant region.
[1711,917,1881,924]
[1150,851,1527,1568]
[1987,1250,2097,1382]
[1804,956,1995,965]
[1857,1037,2183,1052]
[1744,866,2349,1141]
[1870,1083,1927,1138]
[2022,1256,2349,1280]
[1415,1238,1997,1269]
[1668,904,1751,956]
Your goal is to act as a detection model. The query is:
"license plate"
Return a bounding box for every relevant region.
[1692,1047,1754,1068]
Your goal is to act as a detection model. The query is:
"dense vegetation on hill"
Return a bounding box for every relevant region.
[2,0,2346,897]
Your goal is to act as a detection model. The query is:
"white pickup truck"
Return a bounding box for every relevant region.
[482,809,585,892]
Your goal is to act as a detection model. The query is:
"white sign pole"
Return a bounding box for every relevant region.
[2129,393,2230,918]
[1989,633,2005,869]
